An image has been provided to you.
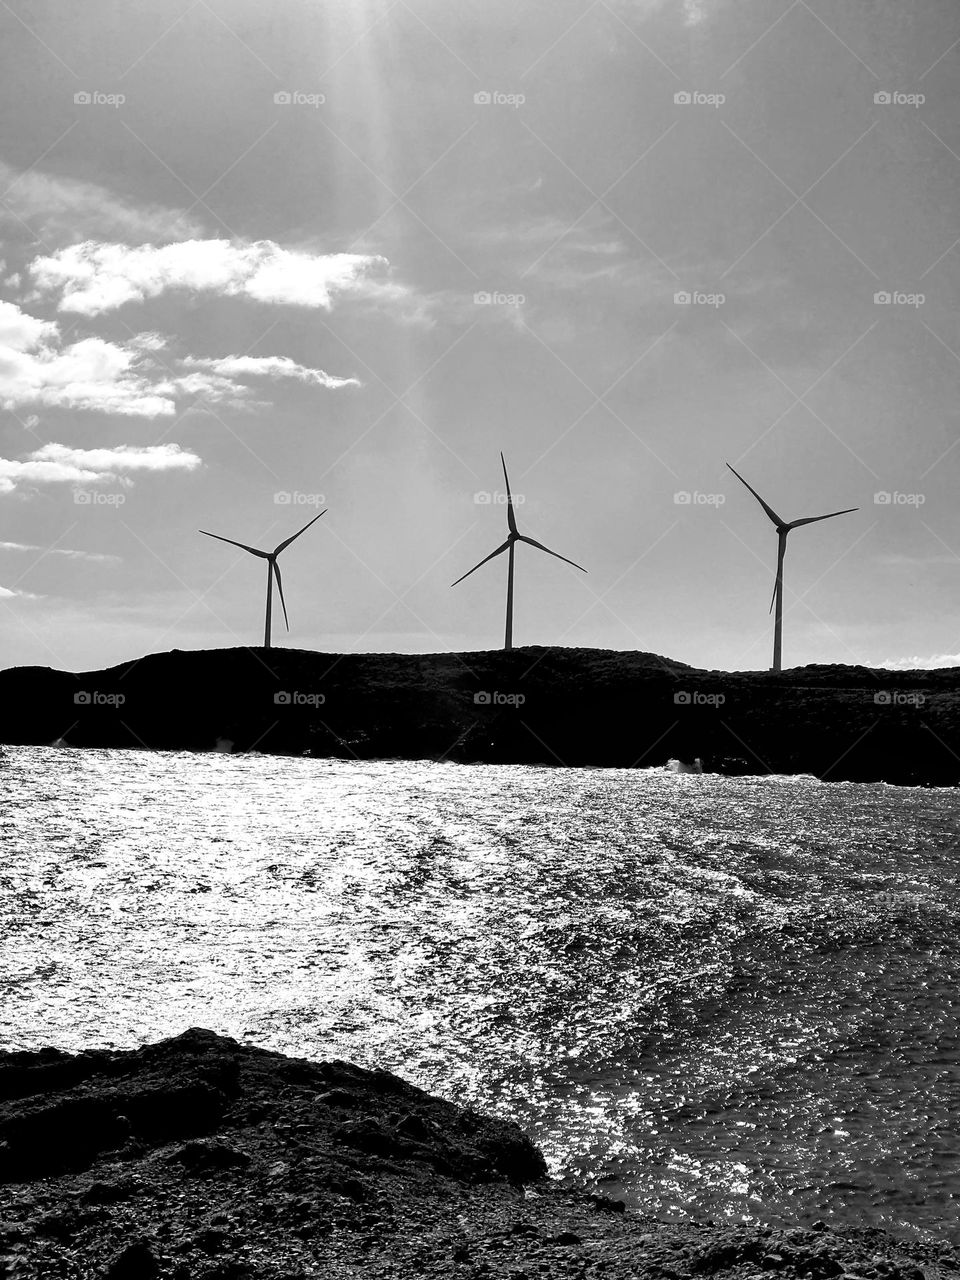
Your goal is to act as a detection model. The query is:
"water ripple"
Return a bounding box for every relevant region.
[1,748,959,1239]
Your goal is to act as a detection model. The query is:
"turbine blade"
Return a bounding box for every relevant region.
[199,530,269,558]
[274,509,327,555]
[518,534,587,573]
[272,559,290,631]
[500,452,518,534]
[787,507,858,529]
[451,539,512,587]
[725,464,787,528]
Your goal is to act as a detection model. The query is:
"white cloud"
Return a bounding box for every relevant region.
[349,276,437,327]
[179,354,360,390]
[0,301,358,417]
[29,239,390,316]
[0,161,205,245]
[0,298,59,349]
[0,300,177,416]
[0,540,120,563]
[0,442,201,495]
[878,654,960,671]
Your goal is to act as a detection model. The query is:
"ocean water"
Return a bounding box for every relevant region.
[2,746,959,1239]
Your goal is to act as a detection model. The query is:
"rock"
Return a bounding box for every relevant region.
[79,1178,137,1204]
[314,1088,357,1109]
[589,1194,626,1213]
[103,1238,160,1278]
[1,1030,958,1280]
[0,1221,33,1241]
[395,1112,433,1140]
[327,1174,367,1201]
[168,1140,251,1173]
[195,1226,229,1253]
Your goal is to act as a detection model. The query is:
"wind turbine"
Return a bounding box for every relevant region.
[199,510,326,649]
[726,463,857,672]
[452,452,586,651]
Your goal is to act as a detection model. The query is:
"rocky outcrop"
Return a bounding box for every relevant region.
[1,645,958,783]
[0,1030,957,1279]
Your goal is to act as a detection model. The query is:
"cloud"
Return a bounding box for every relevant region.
[178,354,360,390]
[0,442,201,495]
[29,239,392,316]
[878,654,960,671]
[349,276,437,327]
[0,540,120,563]
[615,0,716,26]
[0,301,359,417]
[878,552,960,566]
[0,300,179,416]
[0,161,205,245]
[0,298,59,349]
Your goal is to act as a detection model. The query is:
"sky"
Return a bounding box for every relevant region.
[1,0,959,673]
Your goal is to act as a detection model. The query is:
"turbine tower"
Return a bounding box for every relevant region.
[726,463,857,672]
[452,452,586,651]
[199,510,326,649]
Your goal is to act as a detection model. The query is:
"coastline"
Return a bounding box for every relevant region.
[1,646,958,785]
[2,1029,958,1279]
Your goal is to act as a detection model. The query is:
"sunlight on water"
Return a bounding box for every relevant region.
[2,748,959,1239]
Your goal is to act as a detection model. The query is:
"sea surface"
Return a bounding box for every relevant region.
[2,746,959,1239]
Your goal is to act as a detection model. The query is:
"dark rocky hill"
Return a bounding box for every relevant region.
[1,646,958,784]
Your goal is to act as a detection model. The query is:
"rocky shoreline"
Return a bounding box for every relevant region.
[0,1030,958,1279]
[2,645,959,784]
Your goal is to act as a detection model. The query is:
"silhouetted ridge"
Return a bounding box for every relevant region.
[1,646,958,783]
